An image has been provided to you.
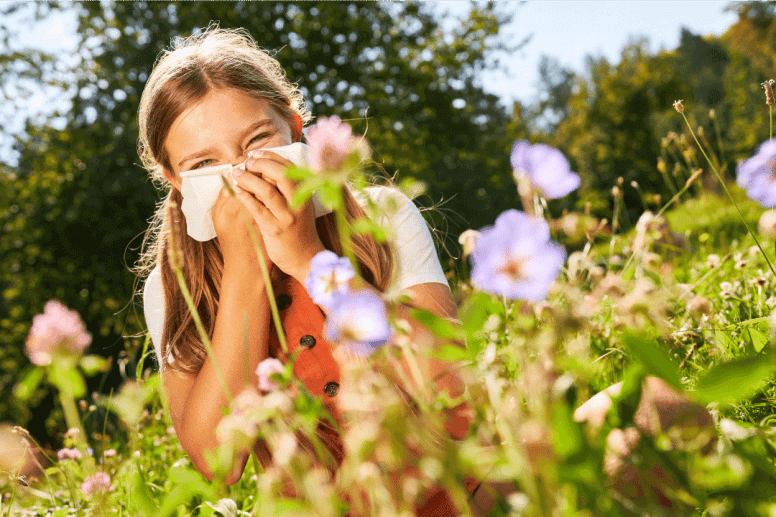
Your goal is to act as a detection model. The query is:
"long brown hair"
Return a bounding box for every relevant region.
[133,27,392,375]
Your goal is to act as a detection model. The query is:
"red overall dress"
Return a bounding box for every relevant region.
[260,274,482,516]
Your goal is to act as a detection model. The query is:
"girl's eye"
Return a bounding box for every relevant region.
[193,159,215,169]
[249,132,272,146]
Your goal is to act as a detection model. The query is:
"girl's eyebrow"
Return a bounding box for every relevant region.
[177,119,275,168]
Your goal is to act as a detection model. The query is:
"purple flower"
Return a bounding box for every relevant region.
[737,139,776,208]
[306,116,369,173]
[324,291,391,356]
[304,250,355,307]
[25,300,91,366]
[510,141,580,199]
[471,210,566,301]
[256,358,286,392]
[80,471,111,496]
[57,448,82,461]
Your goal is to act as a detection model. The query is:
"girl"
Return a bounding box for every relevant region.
[137,27,484,515]
[137,25,712,516]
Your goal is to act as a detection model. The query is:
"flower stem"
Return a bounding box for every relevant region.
[172,267,232,403]
[226,180,289,357]
[336,187,358,272]
[770,105,773,141]
[58,390,85,450]
[681,112,776,277]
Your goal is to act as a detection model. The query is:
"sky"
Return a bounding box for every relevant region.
[438,1,739,108]
[3,1,740,164]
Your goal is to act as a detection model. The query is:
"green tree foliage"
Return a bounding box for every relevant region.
[1,2,521,445]
[532,4,776,228]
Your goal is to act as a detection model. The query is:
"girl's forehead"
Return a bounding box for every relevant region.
[164,89,285,164]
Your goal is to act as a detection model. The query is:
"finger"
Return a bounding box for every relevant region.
[244,152,299,201]
[234,173,289,222]
[235,186,278,228]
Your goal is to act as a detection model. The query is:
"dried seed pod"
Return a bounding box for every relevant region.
[166,200,183,270]
[673,99,684,113]
[763,79,775,106]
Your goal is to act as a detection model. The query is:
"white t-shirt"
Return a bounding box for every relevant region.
[143,185,449,368]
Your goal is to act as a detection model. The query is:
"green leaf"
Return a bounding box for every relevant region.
[79,355,110,376]
[423,344,471,362]
[351,218,387,243]
[284,165,313,182]
[552,402,584,459]
[49,365,86,399]
[128,470,156,516]
[317,182,342,210]
[715,329,736,354]
[459,292,503,335]
[289,177,323,210]
[744,327,769,353]
[695,354,776,404]
[409,307,465,341]
[622,331,681,390]
[13,366,44,402]
[608,364,646,428]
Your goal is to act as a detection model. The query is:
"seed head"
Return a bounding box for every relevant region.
[616,176,624,187]
[657,158,667,173]
[685,168,703,188]
[673,100,684,113]
[709,108,716,119]
[166,200,183,270]
[763,80,775,106]
[630,180,639,189]
[611,186,621,198]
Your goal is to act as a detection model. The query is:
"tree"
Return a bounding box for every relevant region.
[1,1,520,446]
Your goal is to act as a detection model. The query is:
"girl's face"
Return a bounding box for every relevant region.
[163,87,300,191]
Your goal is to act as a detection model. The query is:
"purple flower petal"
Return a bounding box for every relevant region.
[324,290,391,356]
[737,139,776,208]
[510,141,580,199]
[471,209,566,301]
[304,250,355,308]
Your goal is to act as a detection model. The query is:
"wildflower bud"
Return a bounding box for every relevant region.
[688,295,712,317]
[166,200,183,271]
[611,186,620,198]
[584,201,592,215]
[617,176,624,187]
[673,99,684,113]
[661,137,669,149]
[673,163,681,177]
[709,108,716,119]
[763,80,775,106]
[78,400,87,411]
[630,180,638,189]
[697,126,704,137]
[685,168,703,188]
[759,210,776,238]
[458,229,480,259]
[653,194,661,205]
[657,158,667,174]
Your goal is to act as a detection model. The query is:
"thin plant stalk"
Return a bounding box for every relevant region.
[336,186,358,271]
[711,113,726,177]
[680,112,776,277]
[58,389,86,454]
[221,177,289,357]
[171,266,233,404]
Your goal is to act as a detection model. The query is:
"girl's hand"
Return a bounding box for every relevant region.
[212,182,274,277]
[231,149,327,282]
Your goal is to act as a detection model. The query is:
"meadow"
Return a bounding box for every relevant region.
[2,99,776,517]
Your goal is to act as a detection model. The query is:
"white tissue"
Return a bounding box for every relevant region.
[179,142,332,241]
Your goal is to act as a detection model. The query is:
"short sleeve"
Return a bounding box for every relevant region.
[357,186,449,293]
[143,266,166,368]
